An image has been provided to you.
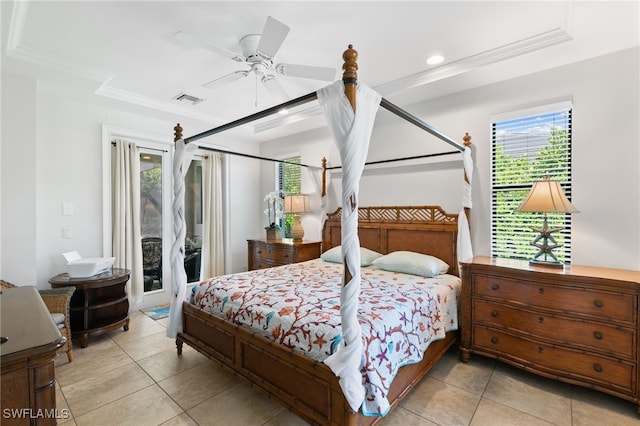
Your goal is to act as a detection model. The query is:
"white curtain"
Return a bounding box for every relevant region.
[304,165,330,230]
[457,146,474,263]
[200,153,224,279]
[167,139,197,338]
[112,139,144,307]
[317,80,381,412]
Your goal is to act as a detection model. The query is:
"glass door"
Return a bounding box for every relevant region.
[184,159,203,283]
[140,151,164,292]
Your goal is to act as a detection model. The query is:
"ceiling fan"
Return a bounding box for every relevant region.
[175,16,336,103]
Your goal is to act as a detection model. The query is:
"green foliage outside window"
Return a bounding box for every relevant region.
[140,160,162,238]
[278,156,301,238]
[492,110,573,262]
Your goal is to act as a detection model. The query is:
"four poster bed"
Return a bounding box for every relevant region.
[168,45,474,425]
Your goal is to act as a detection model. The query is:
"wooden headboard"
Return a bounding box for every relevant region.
[322,206,460,276]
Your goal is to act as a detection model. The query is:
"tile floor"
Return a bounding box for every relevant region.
[54,311,639,426]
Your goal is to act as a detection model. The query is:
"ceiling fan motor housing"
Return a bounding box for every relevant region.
[240,34,268,61]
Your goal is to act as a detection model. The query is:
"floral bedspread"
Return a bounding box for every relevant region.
[192,258,460,416]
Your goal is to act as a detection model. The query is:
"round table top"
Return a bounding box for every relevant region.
[49,268,131,288]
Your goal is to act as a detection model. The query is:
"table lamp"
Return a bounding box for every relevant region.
[284,194,310,242]
[515,177,578,268]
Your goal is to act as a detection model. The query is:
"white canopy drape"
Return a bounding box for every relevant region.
[456,146,474,263]
[305,164,331,232]
[317,80,382,412]
[167,139,197,338]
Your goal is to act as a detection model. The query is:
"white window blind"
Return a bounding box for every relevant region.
[491,105,573,262]
[276,156,301,238]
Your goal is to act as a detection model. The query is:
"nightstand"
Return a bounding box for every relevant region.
[459,256,640,414]
[49,268,131,348]
[247,239,321,270]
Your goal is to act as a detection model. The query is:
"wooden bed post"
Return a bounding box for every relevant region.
[174,123,183,142]
[342,44,358,112]
[463,132,472,223]
[342,45,358,286]
[321,157,327,197]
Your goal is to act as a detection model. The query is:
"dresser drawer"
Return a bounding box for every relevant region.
[473,274,636,323]
[472,299,636,359]
[251,243,292,263]
[248,240,321,271]
[473,326,636,393]
[251,258,285,270]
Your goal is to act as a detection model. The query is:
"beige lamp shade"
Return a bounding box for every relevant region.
[284,194,310,214]
[516,178,578,214]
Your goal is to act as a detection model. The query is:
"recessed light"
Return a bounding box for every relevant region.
[426,55,444,65]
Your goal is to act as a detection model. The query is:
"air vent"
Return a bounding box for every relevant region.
[173,93,204,105]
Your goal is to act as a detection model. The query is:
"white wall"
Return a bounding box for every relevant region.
[1,74,38,284]
[260,47,640,271]
[1,73,262,290]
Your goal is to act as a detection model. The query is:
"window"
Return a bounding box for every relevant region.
[491,104,573,263]
[276,156,301,238]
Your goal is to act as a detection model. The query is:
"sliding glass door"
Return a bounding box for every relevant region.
[184,158,203,284]
[140,151,165,292]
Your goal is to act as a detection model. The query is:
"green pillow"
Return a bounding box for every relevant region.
[321,245,383,266]
[373,251,449,277]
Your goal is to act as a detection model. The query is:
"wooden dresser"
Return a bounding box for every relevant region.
[460,256,640,413]
[247,239,321,270]
[1,286,67,425]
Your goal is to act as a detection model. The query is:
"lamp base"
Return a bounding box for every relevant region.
[291,214,304,242]
[529,259,564,268]
[528,215,565,268]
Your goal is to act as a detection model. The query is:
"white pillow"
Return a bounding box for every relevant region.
[321,245,383,266]
[372,251,449,277]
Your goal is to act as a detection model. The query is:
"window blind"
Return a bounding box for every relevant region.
[277,156,301,238]
[491,106,573,262]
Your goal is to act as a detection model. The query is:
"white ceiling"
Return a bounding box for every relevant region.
[2,1,638,144]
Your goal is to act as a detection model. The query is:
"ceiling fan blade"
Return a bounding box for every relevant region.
[174,31,245,62]
[261,75,289,104]
[203,70,249,90]
[256,16,290,59]
[275,63,336,81]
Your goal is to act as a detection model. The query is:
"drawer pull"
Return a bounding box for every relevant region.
[491,337,498,344]
[491,311,498,317]
[283,254,289,258]
[594,300,604,308]
[538,346,544,353]
[593,364,603,373]
[538,287,544,294]
[256,250,262,254]
[593,331,603,340]
[491,284,500,291]
[538,317,544,324]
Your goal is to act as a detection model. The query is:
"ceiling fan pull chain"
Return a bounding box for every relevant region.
[255,74,258,107]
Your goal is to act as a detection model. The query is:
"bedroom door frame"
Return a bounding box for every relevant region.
[101,124,173,309]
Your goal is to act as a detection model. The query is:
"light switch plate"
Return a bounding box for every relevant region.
[63,203,74,216]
